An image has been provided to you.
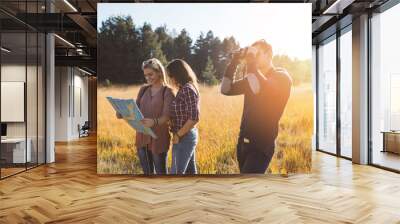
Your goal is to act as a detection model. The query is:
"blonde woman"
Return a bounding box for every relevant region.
[118,58,174,174]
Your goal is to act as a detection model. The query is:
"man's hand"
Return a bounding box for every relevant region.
[245,47,258,74]
[231,50,243,64]
[224,49,242,79]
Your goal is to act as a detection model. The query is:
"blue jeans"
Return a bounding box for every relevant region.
[171,128,198,174]
[137,147,168,175]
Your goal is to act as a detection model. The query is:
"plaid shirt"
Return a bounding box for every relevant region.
[170,83,200,133]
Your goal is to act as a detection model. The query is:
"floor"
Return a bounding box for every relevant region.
[0,135,400,223]
[1,163,43,178]
[0,167,26,178]
[372,150,400,171]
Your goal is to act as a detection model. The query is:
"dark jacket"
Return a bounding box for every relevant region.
[223,65,292,150]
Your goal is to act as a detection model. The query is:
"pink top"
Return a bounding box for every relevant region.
[135,85,175,154]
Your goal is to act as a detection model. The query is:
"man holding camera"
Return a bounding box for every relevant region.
[220,39,292,174]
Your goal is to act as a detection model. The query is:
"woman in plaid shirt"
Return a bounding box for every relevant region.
[166,59,200,174]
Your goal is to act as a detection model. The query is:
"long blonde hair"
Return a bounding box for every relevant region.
[142,58,168,85]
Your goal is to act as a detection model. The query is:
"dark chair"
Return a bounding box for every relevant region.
[78,121,90,138]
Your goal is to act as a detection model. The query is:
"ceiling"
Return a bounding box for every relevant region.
[0,0,394,75]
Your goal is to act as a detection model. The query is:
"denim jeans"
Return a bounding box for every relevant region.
[171,128,198,174]
[137,146,168,175]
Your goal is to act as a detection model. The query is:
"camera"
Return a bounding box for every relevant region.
[238,47,249,59]
[231,47,248,60]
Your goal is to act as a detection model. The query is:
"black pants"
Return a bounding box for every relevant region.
[236,137,274,174]
[137,147,168,175]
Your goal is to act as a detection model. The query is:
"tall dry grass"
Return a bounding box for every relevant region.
[97,84,313,174]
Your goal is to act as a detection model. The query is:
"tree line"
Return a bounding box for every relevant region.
[98,15,311,86]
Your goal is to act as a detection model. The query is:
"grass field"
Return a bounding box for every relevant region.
[97,84,313,174]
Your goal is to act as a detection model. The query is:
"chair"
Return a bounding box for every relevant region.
[78,121,90,138]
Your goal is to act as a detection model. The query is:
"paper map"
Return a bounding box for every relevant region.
[106,97,157,139]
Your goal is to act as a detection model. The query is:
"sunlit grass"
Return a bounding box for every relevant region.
[97,84,313,174]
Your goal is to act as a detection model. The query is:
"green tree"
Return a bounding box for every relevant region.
[202,57,218,85]
[174,29,193,61]
[273,55,311,86]
[97,16,311,86]
[216,36,240,80]
[209,36,223,79]
[192,32,208,80]
[140,23,167,65]
[155,25,175,61]
[98,15,142,84]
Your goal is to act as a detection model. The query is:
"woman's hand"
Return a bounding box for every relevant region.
[116,112,122,119]
[172,134,180,144]
[141,118,155,128]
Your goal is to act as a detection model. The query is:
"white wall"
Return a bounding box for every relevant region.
[55,66,69,141]
[1,65,40,139]
[352,14,369,164]
[1,63,46,164]
[72,72,89,138]
[45,3,56,164]
[1,65,26,130]
[1,65,26,140]
[55,67,89,141]
[1,82,25,122]
[312,45,317,151]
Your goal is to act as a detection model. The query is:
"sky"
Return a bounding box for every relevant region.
[98,3,311,60]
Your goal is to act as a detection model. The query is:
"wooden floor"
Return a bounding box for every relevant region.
[372,151,400,171]
[1,136,400,223]
[0,167,26,178]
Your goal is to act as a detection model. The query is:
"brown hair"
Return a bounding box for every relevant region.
[251,39,273,56]
[166,59,199,93]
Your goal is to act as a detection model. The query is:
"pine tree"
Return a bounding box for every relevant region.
[140,23,167,65]
[217,36,240,80]
[192,32,208,80]
[174,29,193,61]
[98,16,310,86]
[155,25,175,61]
[98,15,141,84]
[202,57,218,85]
